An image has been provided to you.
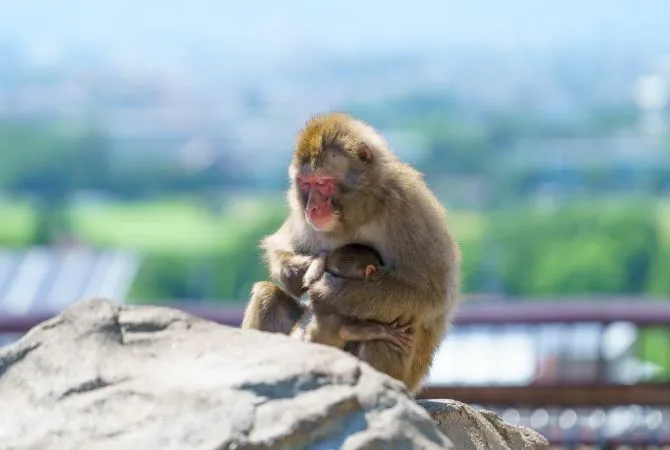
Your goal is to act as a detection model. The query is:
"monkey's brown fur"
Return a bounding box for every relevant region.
[291,243,413,353]
[317,243,382,281]
[241,112,461,395]
[242,244,413,353]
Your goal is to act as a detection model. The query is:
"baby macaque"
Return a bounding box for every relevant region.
[291,244,413,353]
[303,243,382,287]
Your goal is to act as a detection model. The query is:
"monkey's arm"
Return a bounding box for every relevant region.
[308,269,439,324]
[302,252,327,289]
[261,218,315,298]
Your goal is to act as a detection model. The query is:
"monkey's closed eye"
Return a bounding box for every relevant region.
[298,182,310,192]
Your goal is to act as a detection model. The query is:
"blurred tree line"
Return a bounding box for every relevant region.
[461,202,670,297]
[0,120,238,244]
[0,120,239,199]
[127,200,669,300]
[1,99,669,301]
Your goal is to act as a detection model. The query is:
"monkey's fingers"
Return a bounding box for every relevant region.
[280,266,307,298]
[302,277,314,290]
[390,319,414,335]
[302,266,325,289]
[398,331,415,348]
[386,331,414,354]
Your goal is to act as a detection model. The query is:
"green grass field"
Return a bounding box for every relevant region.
[73,200,240,254]
[659,202,670,245]
[0,200,34,244]
[0,195,488,253]
[2,196,670,253]
[0,195,288,254]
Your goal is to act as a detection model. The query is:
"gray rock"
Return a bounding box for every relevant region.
[0,298,548,450]
[420,400,550,450]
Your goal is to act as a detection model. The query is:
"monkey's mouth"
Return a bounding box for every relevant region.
[306,210,341,232]
[307,216,338,231]
[307,195,342,230]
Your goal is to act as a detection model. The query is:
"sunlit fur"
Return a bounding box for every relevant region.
[243,111,462,395]
[288,112,402,236]
[288,244,412,353]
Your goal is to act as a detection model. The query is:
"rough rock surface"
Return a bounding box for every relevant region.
[0,298,549,450]
[420,400,549,450]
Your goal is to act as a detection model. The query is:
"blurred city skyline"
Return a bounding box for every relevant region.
[2,0,670,186]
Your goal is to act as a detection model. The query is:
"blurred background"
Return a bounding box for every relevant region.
[1,0,670,447]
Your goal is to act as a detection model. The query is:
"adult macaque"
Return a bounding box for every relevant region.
[291,243,413,353]
[241,112,461,395]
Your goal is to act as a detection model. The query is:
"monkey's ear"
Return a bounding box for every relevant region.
[358,144,374,164]
[364,265,376,280]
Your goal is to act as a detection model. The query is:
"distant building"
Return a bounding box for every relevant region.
[0,247,141,316]
[508,134,669,171]
[503,133,670,196]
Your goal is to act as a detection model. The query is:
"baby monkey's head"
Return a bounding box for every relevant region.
[325,243,382,281]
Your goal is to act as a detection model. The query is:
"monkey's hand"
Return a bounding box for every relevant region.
[383,319,414,354]
[277,253,315,298]
[262,220,322,298]
[302,252,328,289]
[338,318,413,354]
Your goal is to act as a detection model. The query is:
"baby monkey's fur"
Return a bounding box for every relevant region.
[291,244,413,354]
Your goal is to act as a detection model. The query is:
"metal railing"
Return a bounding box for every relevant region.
[2,297,670,448]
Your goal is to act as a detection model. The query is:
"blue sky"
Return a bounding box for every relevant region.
[1,0,667,56]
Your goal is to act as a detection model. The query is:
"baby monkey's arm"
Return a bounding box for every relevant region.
[338,318,414,354]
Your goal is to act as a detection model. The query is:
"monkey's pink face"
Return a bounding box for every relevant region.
[296,173,340,232]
